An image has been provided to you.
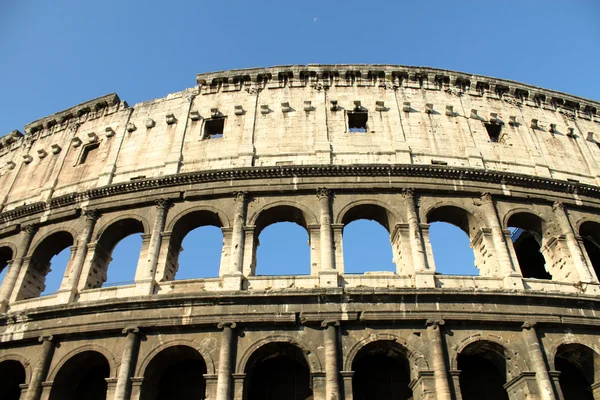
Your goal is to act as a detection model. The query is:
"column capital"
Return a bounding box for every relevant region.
[522,321,537,330]
[402,188,415,199]
[38,335,54,343]
[122,326,140,335]
[217,321,237,329]
[83,209,100,221]
[233,191,249,202]
[552,201,564,211]
[21,224,37,235]
[316,187,331,199]
[481,192,494,203]
[425,319,445,329]
[155,198,173,210]
[321,320,340,328]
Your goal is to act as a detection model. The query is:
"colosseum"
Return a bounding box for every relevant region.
[0,64,599,400]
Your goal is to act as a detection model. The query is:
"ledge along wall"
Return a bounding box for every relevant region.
[0,65,599,400]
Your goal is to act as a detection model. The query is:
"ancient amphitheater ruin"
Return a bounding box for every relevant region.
[0,64,599,400]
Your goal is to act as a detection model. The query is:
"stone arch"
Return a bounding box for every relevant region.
[16,229,75,300]
[0,241,17,260]
[249,201,317,276]
[248,200,319,234]
[451,334,529,380]
[86,215,147,288]
[336,199,402,231]
[501,207,546,231]
[47,343,118,381]
[577,220,600,281]
[505,210,553,280]
[424,202,486,275]
[48,349,112,400]
[424,201,485,237]
[136,339,216,376]
[92,214,149,242]
[0,353,32,384]
[236,334,322,374]
[165,204,230,232]
[344,333,429,378]
[0,244,15,281]
[139,342,211,400]
[26,226,78,258]
[552,342,599,398]
[163,207,227,281]
[547,337,600,370]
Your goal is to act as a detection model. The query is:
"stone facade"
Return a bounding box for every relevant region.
[0,65,599,399]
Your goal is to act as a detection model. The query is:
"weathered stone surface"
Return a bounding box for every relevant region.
[0,65,599,399]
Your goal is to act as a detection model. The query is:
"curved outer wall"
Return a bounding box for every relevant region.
[0,65,599,400]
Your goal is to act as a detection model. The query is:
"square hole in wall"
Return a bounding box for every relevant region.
[348,111,368,133]
[204,117,225,139]
[79,142,100,164]
[484,123,502,142]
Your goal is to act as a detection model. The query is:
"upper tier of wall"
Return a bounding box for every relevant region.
[1,64,599,214]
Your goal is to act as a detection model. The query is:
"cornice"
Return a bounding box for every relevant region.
[1,164,598,224]
[195,64,600,115]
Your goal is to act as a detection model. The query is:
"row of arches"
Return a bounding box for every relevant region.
[1,340,597,399]
[1,201,600,299]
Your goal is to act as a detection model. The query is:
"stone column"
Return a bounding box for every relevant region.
[480,193,524,287]
[403,189,434,287]
[231,373,246,400]
[0,224,36,311]
[522,322,555,400]
[552,201,595,282]
[317,188,335,271]
[216,322,236,400]
[322,320,340,400]
[58,210,99,303]
[137,199,171,295]
[425,319,452,400]
[114,327,140,400]
[317,188,338,287]
[25,336,55,400]
[340,371,354,400]
[225,192,248,290]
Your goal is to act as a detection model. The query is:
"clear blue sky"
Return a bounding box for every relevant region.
[1,1,598,292]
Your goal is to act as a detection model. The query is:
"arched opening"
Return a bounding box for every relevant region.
[49,351,110,400]
[166,210,224,280]
[0,246,14,287]
[579,221,600,281]
[89,218,144,288]
[141,345,207,400]
[507,213,551,279]
[17,231,73,300]
[254,206,310,276]
[427,206,479,275]
[351,340,413,400]
[244,342,312,400]
[555,343,598,400]
[0,360,26,400]
[458,341,509,400]
[342,204,395,273]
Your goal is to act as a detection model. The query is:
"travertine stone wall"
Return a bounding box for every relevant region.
[1,65,600,211]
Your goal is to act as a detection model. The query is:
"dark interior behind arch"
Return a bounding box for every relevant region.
[244,342,312,400]
[579,221,600,281]
[507,212,551,280]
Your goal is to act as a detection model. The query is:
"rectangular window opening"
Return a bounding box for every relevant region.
[79,143,100,164]
[484,123,502,142]
[348,112,368,133]
[204,118,225,139]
